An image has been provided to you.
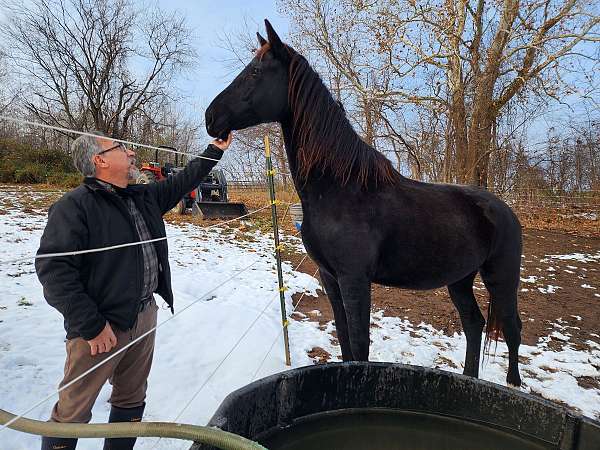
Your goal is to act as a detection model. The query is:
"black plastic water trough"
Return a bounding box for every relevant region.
[191,362,600,450]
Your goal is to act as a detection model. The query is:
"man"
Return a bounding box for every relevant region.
[35,131,232,450]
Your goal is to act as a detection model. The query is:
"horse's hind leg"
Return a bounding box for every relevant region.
[480,264,522,387]
[447,272,485,378]
[319,268,352,361]
[337,275,372,361]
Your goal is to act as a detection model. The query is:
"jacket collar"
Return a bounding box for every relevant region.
[83,177,141,196]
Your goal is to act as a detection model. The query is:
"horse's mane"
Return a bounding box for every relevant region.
[285,47,401,188]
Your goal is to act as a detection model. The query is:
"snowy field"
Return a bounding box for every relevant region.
[0,188,599,449]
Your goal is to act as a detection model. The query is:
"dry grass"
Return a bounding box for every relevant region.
[2,183,597,237]
[161,186,301,238]
[227,185,300,235]
[229,185,599,237]
[515,207,599,237]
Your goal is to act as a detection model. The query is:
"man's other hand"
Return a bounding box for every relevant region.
[211,132,233,151]
[87,322,117,356]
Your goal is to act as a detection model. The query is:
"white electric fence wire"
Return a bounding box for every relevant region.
[251,264,319,382]
[0,205,271,266]
[0,258,262,434]
[0,115,219,161]
[151,252,310,450]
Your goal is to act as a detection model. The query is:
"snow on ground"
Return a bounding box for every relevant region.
[0,189,599,450]
[546,252,600,263]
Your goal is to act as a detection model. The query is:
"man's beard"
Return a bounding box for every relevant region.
[128,164,139,184]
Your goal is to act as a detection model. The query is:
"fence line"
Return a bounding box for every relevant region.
[0,115,220,162]
[0,205,272,266]
[0,257,263,434]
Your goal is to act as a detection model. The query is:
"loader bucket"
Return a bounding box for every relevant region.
[193,202,249,220]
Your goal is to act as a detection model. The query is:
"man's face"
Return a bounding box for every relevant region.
[95,137,137,179]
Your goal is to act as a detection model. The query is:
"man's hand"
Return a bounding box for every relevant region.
[86,322,117,356]
[211,132,233,151]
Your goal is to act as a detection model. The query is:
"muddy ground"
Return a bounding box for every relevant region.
[283,229,600,369]
[2,184,599,390]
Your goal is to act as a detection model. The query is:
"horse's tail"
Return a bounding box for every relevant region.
[483,294,503,359]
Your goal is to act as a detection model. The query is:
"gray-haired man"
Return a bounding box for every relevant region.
[36,131,232,450]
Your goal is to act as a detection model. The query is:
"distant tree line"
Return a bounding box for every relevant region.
[0,0,598,194]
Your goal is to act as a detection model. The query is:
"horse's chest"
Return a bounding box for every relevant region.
[299,221,339,267]
[300,225,325,261]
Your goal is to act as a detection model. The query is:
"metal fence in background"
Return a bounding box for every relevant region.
[229,181,600,215]
[497,189,600,217]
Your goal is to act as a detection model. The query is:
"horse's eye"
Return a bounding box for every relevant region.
[251,67,261,77]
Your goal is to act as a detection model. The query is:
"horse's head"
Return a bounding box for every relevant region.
[206,20,291,139]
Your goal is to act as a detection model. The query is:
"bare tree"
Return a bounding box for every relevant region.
[0,46,16,114]
[0,0,195,138]
[0,48,6,112]
[127,103,205,167]
[543,115,600,191]
[279,0,600,186]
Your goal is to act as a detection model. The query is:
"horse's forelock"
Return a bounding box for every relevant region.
[255,43,271,61]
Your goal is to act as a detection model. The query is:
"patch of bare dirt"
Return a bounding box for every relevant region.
[307,347,332,364]
[576,376,600,390]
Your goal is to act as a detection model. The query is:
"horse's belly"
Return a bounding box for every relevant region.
[374,255,482,290]
[374,274,452,290]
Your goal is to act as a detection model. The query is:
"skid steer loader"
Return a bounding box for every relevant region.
[137,146,247,220]
[172,168,248,219]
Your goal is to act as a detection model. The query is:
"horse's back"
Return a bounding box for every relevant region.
[371,180,520,288]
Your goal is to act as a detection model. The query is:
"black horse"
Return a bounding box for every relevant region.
[206,20,523,386]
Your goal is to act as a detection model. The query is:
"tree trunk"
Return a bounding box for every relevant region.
[466,75,497,187]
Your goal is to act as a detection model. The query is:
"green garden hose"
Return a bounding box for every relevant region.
[0,409,267,450]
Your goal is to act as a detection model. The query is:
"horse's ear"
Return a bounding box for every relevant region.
[256,32,267,47]
[265,19,283,50]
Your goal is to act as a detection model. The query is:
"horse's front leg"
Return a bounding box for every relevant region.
[319,268,352,361]
[338,275,372,361]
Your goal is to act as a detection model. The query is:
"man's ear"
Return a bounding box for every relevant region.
[92,154,107,169]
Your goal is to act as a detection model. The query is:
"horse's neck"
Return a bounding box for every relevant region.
[280,119,322,196]
[280,119,306,194]
[280,119,297,176]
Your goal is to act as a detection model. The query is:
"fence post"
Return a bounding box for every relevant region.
[264,135,291,366]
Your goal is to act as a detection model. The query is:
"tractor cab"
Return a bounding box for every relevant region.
[137,146,247,219]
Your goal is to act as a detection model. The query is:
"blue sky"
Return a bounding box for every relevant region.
[153,1,597,145]
[2,0,595,145]
[0,1,288,129]
[156,0,289,125]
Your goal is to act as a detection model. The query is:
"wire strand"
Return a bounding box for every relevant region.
[0,115,220,162]
[0,257,262,434]
[149,251,311,450]
[0,205,271,266]
[251,263,319,382]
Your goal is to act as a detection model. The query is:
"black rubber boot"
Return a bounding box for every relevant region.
[103,403,145,450]
[41,436,78,450]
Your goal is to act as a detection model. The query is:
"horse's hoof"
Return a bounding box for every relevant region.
[463,368,478,378]
[506,372,522,388]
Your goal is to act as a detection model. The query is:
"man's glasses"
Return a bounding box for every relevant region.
[98,142,128,156]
